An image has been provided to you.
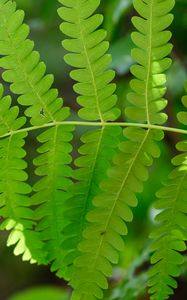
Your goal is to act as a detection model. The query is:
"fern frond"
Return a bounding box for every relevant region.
[33,124,74,269]
[0,84,44,263]
[61,0,174,297]
[0,0,69,126]
[148,83,187,300]
[54,126,122,280]
[54,0,122,280]
[58,0,120,122]
[126,0,174,124]
[70,127,163,300]
[0,0,74,268]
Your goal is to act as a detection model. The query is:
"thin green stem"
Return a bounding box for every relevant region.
[76,2,104,123]
[144,0,153,125]
[1,121,187,139]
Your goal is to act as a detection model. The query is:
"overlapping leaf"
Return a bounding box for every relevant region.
[54,126,122,279]
[56,0,122,280]
[70,127,163,300]
[0,0,74,268]
[0,1,186,300]
[126,0,175,124]
[148,83,187,300]
[58,0,120,122]
[64,0,175,298]
[0,84,44,262]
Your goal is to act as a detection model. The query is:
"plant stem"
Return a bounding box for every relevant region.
[1,121,187,139]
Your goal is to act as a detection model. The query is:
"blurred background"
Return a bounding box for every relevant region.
[0,0,187,299]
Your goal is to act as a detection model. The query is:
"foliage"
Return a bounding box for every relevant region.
[0,0,187,300]
[9,286,68,300]
[106,248,149,300]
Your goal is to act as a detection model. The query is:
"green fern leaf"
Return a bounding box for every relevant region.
[0,84,44,263]
[54,126,122,280]
[148,83,187,300]
[0,0,74,268]
[58,0,120,122]
[70,127,163,300]
[126,0,174,124]
[55,0,123,280]
[66,0,175,298]
[0,2,184,300]
[0,0,69,126]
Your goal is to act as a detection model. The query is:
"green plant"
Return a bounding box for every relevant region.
[0,0,187,299]
[9,286,67,300]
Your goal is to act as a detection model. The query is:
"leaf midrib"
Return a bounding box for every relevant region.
[3,18,56,123]
[76,1,104,123]
[90,129,151,271]
[145,0,153,125]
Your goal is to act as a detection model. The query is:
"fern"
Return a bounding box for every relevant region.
[58,0,120,122]
[68,0,174,298]
[54,126,122,279]
[0,84,44,262]
[56,0,122,279]
[0,0,74,268]
[1,1,187,300]
[126,0,174,125]
[70,128,163,300]
[148,82,187,300]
